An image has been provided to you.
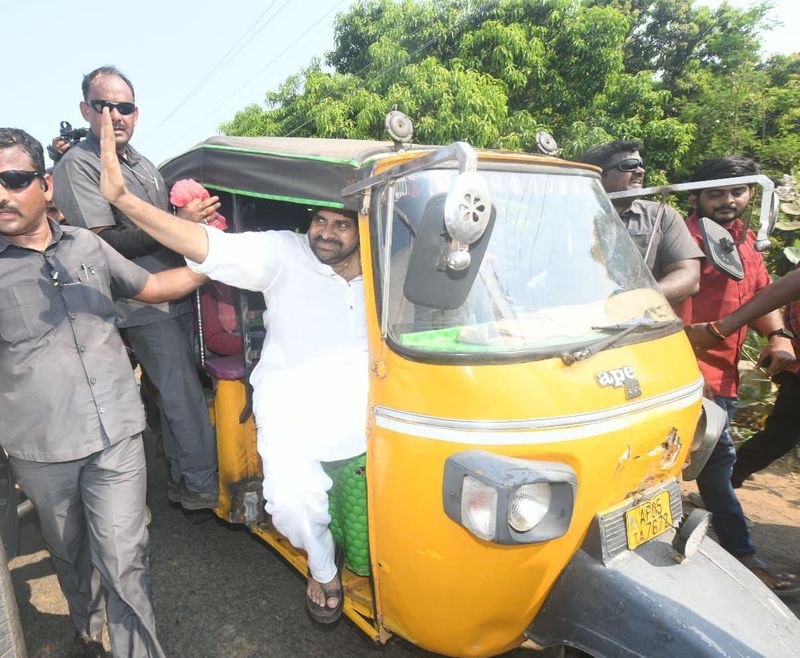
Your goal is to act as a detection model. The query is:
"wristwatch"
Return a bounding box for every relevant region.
[767,328,796,340]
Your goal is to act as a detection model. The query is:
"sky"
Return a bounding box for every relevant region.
[5,0,799,167]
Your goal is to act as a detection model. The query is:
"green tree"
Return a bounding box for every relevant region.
[220,0,796,183]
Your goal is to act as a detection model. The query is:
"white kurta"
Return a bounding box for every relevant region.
[187,226,368,583]
[186,226,369,462]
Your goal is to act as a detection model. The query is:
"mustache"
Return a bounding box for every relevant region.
[314,236,342,248]
[0,202,20,215]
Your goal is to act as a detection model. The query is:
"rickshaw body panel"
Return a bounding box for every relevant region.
[356,203,704,656]
[363,340,702,657]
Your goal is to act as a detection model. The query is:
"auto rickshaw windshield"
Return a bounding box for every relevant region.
[377,168,679,361]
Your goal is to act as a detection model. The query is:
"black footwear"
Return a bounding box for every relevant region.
[306,544,345,624]
[180,486,219,511]
[71,634,108,658]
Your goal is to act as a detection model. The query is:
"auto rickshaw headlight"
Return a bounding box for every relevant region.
[443,451,577,545]
[508,483,552,533]
[461,476,499,541]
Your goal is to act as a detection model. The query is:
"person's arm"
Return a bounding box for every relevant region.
[750,310,795,376]
[133,268,208,304]
[714,269,800,337]
[657,258,700,303]
[97,108,210,262]
[654,207,703,304]
[685,270,800,368]
[95,223,162,258]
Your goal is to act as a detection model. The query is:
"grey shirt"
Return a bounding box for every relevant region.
[53,132,190,328]
[0,222,150,461]
[619,199,704,280]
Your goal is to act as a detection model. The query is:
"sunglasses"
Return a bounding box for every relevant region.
[0,170,44,191]
[603,158,645,173]
[88,99,137,116]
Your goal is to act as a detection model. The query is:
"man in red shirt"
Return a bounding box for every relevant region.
[681,156,796,595]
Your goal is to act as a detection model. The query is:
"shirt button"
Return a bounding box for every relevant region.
[69,313,77,321]
[90,377,97,385]
[79,345,86,353]
[98,406,105,414]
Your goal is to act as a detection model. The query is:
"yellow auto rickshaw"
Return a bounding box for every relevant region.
[159,120,800,657]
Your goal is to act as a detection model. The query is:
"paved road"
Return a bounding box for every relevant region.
[8,434,527,657]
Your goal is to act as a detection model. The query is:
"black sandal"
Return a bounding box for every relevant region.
[306,544,345,623]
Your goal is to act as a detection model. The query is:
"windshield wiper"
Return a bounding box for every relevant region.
[561,318,676,366]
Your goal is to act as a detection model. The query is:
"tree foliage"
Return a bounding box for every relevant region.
[220,0,798,187]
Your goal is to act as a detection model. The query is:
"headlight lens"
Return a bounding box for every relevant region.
[508,482,552,532]
[461,475,497,541]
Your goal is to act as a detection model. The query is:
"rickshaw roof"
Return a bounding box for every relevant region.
[160,136,405,210]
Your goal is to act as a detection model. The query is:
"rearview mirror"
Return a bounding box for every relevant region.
[699,217,744,281]
[404,193,496,309]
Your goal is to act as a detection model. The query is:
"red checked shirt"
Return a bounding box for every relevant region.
[679,214,772,397]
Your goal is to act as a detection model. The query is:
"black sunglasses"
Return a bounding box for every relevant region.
[89,99,137,116]
[0,170,44,191]
[603,158,645,173]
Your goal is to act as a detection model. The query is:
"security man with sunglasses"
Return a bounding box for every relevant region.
[53,66,220,514]
[0,128,209,656]
[580,139,703,305]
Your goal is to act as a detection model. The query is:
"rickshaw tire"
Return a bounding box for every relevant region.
[0,541,26,656]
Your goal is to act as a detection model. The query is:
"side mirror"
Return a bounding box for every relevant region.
[403,193,496,309]
[699,217,744,281]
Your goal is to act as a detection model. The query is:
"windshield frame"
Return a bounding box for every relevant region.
[368,163,683,366]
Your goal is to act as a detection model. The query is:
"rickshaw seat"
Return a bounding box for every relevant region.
[204,355,245,381]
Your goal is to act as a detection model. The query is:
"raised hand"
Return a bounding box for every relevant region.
[99,107,127,205]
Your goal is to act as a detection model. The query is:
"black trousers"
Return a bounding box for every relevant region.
[731,370,800,487]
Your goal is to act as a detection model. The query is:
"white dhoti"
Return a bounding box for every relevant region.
[253,350,368,583]
[261,446,337,582]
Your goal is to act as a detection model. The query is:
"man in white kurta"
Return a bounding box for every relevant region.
[95,104,366,621]
[186,219,368,603]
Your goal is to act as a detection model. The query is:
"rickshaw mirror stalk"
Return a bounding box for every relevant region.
[342,141,479,207]
[607,175,776,251]
[443,451,576,545]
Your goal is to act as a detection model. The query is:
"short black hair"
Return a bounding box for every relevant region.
[579,140,643,169]
[82,65,136,101]
[689,156,760,182]
[0,128,45,172]
[310,206,358,223]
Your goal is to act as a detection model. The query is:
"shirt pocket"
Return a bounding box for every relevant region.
[0,281,59,343]
[78,263,116,320]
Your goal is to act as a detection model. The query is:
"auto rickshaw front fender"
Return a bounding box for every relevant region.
[525,533,800,657]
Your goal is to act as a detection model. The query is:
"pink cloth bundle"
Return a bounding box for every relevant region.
[169,178,228,230]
